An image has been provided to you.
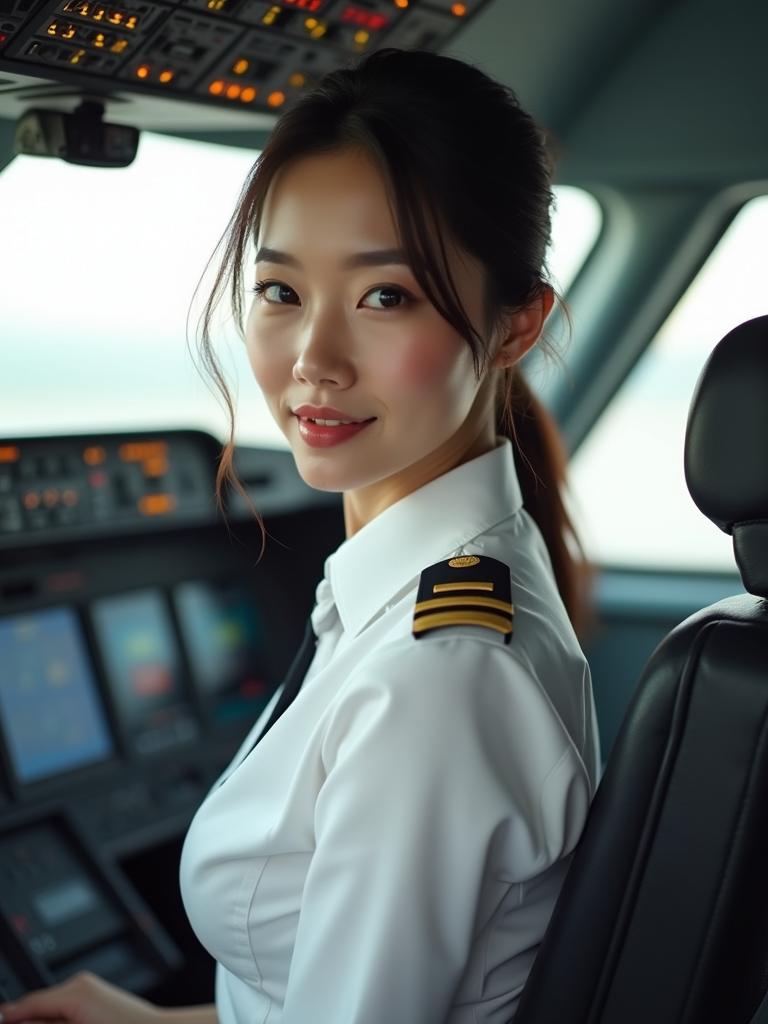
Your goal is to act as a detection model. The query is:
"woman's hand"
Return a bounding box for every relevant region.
[0,971,164,1024]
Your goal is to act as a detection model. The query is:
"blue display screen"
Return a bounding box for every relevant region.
[91,590,199,755]
[174,581,275,724]
[0,607,115,784]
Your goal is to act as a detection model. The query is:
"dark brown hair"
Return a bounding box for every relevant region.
[199,48,590,633]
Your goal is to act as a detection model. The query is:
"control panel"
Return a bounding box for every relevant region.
[0,0,490,116]
[0,431,218,548]
[0,430,345,1005]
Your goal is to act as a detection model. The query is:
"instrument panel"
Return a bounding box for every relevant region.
[0,429,345,1004]
[0,0,489,117]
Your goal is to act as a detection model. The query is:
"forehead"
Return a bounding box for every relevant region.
[258,149,398,246]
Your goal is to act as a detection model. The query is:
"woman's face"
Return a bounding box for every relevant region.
[245,149,524,519]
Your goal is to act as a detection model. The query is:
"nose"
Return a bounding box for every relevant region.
[293,309,355,390]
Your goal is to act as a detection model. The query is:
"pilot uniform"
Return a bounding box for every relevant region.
[179,439,600,1024]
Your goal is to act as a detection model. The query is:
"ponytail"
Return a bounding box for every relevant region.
[497,369,591,637]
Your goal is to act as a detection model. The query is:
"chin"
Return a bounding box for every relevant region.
[292,451,383,494]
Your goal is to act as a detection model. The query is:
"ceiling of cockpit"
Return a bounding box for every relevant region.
[0,0,766,184]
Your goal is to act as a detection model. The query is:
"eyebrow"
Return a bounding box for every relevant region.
[254,246,409,271]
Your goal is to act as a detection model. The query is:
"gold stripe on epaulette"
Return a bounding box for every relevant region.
[433,581,494,593]
[412,610,513,636]
[415,596,513,614]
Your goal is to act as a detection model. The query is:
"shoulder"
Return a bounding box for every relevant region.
[412,553,514,646]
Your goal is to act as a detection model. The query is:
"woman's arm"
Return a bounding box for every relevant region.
[0,972,218,1024]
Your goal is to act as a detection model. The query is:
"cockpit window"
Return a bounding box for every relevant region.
[569,194,768,571]
[0,132,600,446]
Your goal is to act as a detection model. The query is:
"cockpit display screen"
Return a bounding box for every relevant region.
[91,590,199,756]
[0,607,115,784]
[174,580,275,725]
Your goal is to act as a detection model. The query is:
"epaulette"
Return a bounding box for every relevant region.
[412,555,514,644]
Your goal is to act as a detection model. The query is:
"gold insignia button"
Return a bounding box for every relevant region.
[448,555,480,568]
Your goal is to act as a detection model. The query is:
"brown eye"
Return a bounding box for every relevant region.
[254,281,300,304]
[362,286,407,309]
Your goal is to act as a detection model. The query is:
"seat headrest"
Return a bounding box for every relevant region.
[685,314,768,597]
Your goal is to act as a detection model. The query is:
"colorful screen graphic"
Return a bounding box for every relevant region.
[0,607,115,783]
[91,590,198,755]
[174,580,275,724]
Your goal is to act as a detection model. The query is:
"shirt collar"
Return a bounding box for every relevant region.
[326,439,524,638]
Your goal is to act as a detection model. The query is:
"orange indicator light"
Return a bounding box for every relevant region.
[83,445,107,465]
[304,16,317,27]
[209,79,224,95]
[125,14,137,27]
[93,31,105,45]
[69,47,86,62]
[354,29,368,43]
[107,9,123,24]
[62,24,75,37]
[142,456,169,477]
[159,69,173,82]
[47,22,58,34]
[394,0,408,7]
[267,90,285,107]
[232,58,248,74]
[23,491,40,510]
[288,71,306,87]
[43,488,60,508]
[62,489,79,507]
[119,441,167,462]
[0,446,20,464]
[226,83,241,99]
[92,5,105,18]
[451,2,467,13]
[138,493,177,516]
[136,63,150,78]
[263,5,279,24]
[241,86,257,102]
[111,37,128,51]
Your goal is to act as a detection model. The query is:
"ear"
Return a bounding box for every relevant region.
[491,288,555,369]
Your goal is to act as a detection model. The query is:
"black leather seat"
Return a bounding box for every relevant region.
[514,314,768,1024]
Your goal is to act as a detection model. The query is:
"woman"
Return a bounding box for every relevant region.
[0,47,599,1024]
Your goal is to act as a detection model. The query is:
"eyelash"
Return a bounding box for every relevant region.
[249,281,412,309]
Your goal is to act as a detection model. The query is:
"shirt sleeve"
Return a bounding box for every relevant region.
[279,632,591,1024]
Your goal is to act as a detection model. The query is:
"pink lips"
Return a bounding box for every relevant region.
[292,406,375,449]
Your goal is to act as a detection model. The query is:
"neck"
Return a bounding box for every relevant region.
[342,384,498,538]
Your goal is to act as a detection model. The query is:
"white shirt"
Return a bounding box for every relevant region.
[180,440,599,1024]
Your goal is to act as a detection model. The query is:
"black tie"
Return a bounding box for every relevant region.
[255,616,317,746]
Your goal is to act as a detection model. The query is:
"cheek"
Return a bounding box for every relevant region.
[374,325,474,405]
[245,315,291,403]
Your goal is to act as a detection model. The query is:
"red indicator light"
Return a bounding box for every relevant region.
[282,0,322,10]
[23,491,40,510]
[12,914,31,935]
[88,470,108,488]
[0,33,7,43]
[340,5,389,30]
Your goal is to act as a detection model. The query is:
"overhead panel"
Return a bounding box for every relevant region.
[0,0,489,116]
